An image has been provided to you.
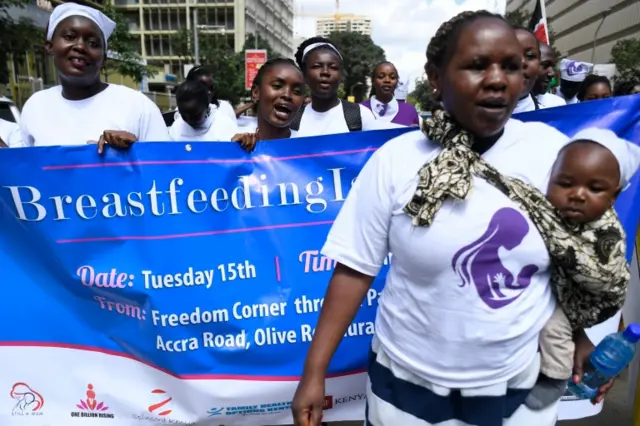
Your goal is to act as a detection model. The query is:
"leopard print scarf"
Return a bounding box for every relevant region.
[404,110,630,329]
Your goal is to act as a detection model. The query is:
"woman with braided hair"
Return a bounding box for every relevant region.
[292,10,619,426]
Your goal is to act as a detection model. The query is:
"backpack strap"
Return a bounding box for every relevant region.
[341,100,363,132]
[289,103,307,131]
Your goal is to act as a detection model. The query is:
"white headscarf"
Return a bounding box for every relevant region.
[571,128,640,188]
[46,3,116,49]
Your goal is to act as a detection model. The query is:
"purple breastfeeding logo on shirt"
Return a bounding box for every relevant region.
[451,207,539,309]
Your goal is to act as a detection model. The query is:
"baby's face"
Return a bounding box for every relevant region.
[547,141,621,224]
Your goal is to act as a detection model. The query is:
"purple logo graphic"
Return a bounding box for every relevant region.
[452,208,539,309]
[566,61,589,77]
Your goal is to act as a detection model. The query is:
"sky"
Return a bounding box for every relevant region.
[293,0,507,92]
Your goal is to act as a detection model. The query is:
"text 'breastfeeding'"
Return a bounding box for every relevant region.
[2,167,357,222]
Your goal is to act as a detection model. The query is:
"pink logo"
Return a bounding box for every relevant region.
[77,384,109,412]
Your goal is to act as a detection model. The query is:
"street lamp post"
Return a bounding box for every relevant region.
[192,15,226,66]
[254,1,258,50]
[591,8,612,64]
[193,8,200,66]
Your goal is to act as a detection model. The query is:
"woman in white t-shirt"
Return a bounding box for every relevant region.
[292,11,614,426]
[290,37,378,137]
[512,26,542,114]
[169,80,238,141]
[232,58,305,151]
[19,3,169,150]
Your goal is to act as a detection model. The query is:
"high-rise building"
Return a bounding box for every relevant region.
[506,0,640,64]
[293,34,307,53]
[315,14,371,37]
[114,0,294,78]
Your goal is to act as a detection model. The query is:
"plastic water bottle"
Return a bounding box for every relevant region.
[568,323,640,400]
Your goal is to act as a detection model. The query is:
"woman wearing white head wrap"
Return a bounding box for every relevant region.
[558,58,592,104]
[16,2,169,151]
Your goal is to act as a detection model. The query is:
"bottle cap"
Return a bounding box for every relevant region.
[623,323,640,343]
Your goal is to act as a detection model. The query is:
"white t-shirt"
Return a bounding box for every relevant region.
[169,109,238,142]
[0,118,21,147]
[237,115,258,132]
[322,120,570,388]
[513,94,536,114]
[217,100,237,122]
[230,116,298,139]
[537,93,567,109]
[20,85,169,147]
[294,102,378,137]
[174,100,237,124]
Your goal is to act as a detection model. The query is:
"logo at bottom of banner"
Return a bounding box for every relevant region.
[10,382,44,417]
[70,384,114,419]
[206,392,366,418]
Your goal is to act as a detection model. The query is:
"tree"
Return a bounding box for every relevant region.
[327,31,386,100]
[409,78,437,112]
[102,3,156,83]
[0,0,44,84]
[505,8,530,27]
[171,28,244,104]
[170,30,282,106]
[243,33,281,59]
[611,38,640,82]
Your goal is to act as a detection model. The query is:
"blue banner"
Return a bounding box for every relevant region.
[0,95,638,425]
[0,127,411,379]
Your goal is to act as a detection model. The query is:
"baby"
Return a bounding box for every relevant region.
[528,127,640,409]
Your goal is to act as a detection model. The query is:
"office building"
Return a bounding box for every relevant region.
[114,0,294,78]
[506,0,640,64]
[315,14,371,37]
[293,34,307,52]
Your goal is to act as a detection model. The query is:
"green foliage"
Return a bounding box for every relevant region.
[326,31,386,99]
[0,0,44,84]
[170,30,280,106]
[243,33,281,59]
[611,38,640,82]
[504,8,530,27]
[409,78,438,112]
[102,3,156,83]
